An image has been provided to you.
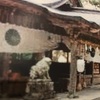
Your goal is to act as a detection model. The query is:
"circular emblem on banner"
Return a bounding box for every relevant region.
[5,29,21,46]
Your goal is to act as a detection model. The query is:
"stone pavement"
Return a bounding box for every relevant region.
[56,84,100,100]
[0,85,100,100]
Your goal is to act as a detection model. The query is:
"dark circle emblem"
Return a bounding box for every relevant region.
[5,29,21,46]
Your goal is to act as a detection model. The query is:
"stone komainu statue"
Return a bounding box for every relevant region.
[29,57,52,80]
[25,57,55,100]
[26,57,52,94]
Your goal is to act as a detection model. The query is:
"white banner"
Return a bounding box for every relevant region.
[0,23,59,53]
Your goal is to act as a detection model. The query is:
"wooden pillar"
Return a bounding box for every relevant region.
[67,41,78,98]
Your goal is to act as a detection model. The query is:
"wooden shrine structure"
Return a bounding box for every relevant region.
[0,0,100,98]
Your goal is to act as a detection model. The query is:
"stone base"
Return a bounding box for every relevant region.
[25,79,55,100]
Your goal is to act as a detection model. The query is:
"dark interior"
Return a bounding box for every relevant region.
[49,62,70,92]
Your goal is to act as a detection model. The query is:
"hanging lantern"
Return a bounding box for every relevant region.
[77,59,85,73]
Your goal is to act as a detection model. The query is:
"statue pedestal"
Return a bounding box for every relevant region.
[25,79,55,100]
